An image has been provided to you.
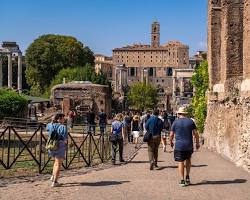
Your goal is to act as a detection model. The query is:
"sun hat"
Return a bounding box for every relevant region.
[177,107,188,114]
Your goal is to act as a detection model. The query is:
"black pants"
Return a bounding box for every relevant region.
[111,139,124,162]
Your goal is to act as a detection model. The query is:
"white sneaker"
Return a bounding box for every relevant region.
[51,181,60,187]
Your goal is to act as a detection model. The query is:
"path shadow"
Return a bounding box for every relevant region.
[129,160,163,164]
[191,179,247,186]
[157,166,177,170]
[156,164,207,170]
[192,164,208,167]
[62,180,130,187]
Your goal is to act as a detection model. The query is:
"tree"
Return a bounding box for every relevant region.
[127,82,158,111]
[191,60,209,133]
[25,34,95,95]
[44,64,110,97]
[0,89,28,119]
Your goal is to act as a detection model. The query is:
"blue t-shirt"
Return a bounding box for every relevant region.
[112,120,124,135]
[171,118,196,151]
[145,115,164,136]
[46,122,68,140]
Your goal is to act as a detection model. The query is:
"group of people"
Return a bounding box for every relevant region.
[46,106,200,188]
[66,108,108,134]
[110,107,200,187]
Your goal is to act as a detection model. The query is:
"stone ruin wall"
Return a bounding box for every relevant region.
[205,0,250,172]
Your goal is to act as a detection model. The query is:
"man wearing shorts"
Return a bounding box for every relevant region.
[170,107,200,187]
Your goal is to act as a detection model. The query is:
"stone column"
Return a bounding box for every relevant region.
[172,77,176,97]
[141,68,144,82]
[7,53,12,88]
[180,78,184,96]
[119,68,122,91]
[17,53,22,91]
[220,0,244,82]
[243,0,250,78]
[208,0,222,88]
[0,57,2,88]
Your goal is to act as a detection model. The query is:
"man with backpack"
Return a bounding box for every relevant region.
[145,109,164,170]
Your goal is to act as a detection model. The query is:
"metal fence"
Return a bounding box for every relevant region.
[0,123,112,174]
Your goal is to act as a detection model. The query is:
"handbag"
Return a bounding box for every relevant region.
[143,118,159,142]
[143,130,152,142]
[46,126,59,151]
[109,133,118,142]
[45,137,59,151]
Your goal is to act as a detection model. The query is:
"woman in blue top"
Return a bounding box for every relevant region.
[46,113,68,187]
[111,113,125,165]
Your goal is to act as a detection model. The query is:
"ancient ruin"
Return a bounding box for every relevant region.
[0,42,23,90]
[51,81,112,117]
[205,0,250,171]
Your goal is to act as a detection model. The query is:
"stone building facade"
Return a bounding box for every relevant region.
[94,54,113,81]
[51,81,112,118]
[112,22,190,110]
[205,0,250,172]
[172,68,194,111]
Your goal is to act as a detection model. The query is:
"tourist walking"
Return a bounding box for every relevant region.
[87,109,96,133]
[110,113,125,165]
[67,109,76,132]
[98,109,107,134]
[140,111,151,135]
[123,111,132,143]
[169,107,200,187]
[145,109,164,170]
[161,111,170,152]
[131,114,141,148]
[46,113,68,187]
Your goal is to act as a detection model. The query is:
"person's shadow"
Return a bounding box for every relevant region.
[191,179,247,186]
[61,180,130,187]
[156,164,208,170]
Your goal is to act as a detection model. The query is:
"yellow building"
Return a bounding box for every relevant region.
[112,21,190,110]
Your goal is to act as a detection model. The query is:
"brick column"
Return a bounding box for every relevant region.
[243,0,250,78]
[208,0,222,88]
[220,0,244,82]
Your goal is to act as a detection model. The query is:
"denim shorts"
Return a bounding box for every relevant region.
[48,140,66,159]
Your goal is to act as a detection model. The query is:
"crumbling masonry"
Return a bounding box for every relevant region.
[205,0,250,171]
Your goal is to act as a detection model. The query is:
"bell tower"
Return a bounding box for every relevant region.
[151,21,160,47]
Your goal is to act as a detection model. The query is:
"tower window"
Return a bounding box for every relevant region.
[166,67,173,76]
[154,36,156,41]
[130,67,135,76]
[149,68,154,76]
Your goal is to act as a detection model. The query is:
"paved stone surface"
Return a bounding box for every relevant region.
[1,145,250,200]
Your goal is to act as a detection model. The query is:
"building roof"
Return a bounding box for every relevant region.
[51,81,109,90]
[113,41,188,51]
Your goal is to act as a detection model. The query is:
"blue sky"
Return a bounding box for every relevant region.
[0,0,207,56]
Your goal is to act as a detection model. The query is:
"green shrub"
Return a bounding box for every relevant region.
[0,89,28,119]
[191,61,209,133]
